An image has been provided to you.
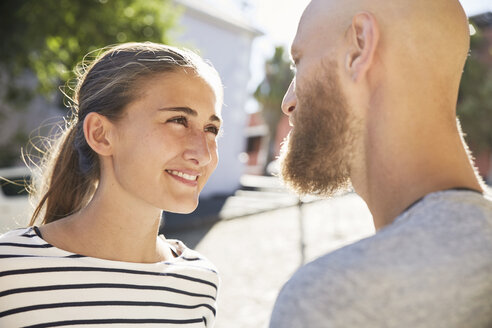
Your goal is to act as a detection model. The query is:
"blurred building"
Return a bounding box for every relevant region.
[243,112,269,175]
[172,0,263,196]
[244,111,290,176]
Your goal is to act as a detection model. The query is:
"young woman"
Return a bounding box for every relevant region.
[0,42,223,327]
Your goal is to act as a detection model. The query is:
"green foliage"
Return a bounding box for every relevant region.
[254,46,294,168]
[0,0,178,96]
[457,24,492,151]
[0,0,179,167]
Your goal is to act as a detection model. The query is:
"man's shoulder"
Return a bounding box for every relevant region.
[300,190,492,276]
[285,190,492,279]
[278,225,405,297]
[405,189,492,222]
[392,190,492,252]
[270,190,492,327]
[270,232,401,327]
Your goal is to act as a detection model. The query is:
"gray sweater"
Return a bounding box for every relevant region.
[270,190,492,328]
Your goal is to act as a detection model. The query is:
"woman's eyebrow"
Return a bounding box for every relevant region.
[158,106,222,123]
[210,114,221,123]
[158,107,197,116]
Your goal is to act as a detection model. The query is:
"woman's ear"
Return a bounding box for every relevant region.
[345,11,380,83]
[83,112,114,156]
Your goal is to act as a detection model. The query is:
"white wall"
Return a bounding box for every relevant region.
[172,0,262,196]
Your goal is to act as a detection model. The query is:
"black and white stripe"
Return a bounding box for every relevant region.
[0,227,219,327]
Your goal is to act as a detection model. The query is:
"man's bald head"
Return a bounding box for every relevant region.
[293,0,470,97]
[281,0,485,229]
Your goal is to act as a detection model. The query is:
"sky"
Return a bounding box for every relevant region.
[253,0,492,48]
[246,0,492,96]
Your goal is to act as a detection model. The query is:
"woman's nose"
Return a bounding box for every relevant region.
[183,130,212,166]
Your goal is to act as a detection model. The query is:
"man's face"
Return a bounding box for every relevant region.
[278,0,358,196]
[279,60,355,196]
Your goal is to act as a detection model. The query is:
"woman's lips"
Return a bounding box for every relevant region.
[165,169,199,186]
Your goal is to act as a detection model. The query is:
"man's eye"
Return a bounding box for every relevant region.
[168,116,188,126]
[290,63,297,72]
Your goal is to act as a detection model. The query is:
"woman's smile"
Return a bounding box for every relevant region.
[165,169,200,187]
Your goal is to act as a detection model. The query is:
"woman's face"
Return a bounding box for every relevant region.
[109,71,222,214]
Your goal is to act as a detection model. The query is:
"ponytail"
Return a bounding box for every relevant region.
[29,122,98,225]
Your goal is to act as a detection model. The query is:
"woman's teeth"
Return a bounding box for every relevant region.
[167,170,198,181]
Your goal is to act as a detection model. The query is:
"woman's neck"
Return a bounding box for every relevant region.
[39,187,173,263]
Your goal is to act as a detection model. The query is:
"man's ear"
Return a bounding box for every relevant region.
[83,112,114,156]
[345,12,380,82]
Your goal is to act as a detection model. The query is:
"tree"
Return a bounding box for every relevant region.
[0,0,178,96]
[457,23,492,153]
[0,0,179,167]
[254,46,294,172]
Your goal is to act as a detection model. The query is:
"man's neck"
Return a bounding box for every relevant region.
[355,117,483,230]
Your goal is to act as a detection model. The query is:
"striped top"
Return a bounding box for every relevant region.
[0,227,219,327]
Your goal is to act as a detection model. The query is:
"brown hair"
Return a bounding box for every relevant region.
[29,42,222,225]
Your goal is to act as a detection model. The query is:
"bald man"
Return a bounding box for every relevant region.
[269,0,492,327]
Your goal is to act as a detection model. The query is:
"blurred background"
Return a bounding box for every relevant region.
[0,0,491,327]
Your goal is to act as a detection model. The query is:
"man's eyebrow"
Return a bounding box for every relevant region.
[158,106,221,123]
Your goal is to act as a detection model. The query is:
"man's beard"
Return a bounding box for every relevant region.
[279,64,354,197]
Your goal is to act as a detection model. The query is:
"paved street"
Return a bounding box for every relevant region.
[167,192,375,328]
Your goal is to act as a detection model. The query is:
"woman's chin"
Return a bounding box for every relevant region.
[164,199,199,214]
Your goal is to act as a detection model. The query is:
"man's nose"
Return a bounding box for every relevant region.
[281,79,297,116]
[183,130,212,166]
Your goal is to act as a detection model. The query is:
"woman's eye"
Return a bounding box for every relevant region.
[205,125,220,135]
[168,116,188,126]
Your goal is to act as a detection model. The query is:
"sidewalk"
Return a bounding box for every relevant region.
[162,175,330,233]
